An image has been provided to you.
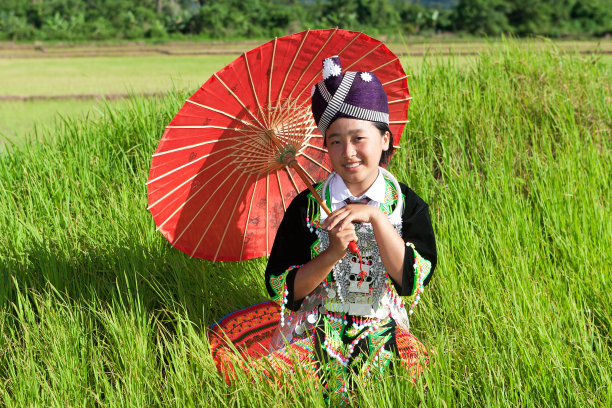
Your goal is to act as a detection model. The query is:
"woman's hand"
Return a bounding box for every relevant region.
[293,218,357,300]
[321,204,383,232]
[326,221,357,261]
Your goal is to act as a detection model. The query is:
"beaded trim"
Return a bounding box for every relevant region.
[270,265,301,327]
[385,276,405,309]
[305,216,321,233]
[405,243,431,315]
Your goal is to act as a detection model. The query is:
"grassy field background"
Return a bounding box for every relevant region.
[1,38,610,144]
[0,55,236,96]
[0,52,234,144]
[0,39,610,406]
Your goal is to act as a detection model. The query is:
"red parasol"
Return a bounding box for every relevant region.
[147,28,410,262]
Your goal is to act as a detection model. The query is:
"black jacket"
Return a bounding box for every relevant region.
[265,182,437,312]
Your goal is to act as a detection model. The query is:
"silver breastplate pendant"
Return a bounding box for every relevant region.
[318,223,402,316]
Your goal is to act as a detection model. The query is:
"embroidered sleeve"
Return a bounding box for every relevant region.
[265,189,318,312]
[405,243,431,314]
[269,265,301,326]
[393,183,437,296]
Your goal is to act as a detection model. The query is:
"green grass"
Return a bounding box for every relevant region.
[0,54,234,144]
[0,98,108,144]
[0,53,469,98]
[0,41,610,407]
[0,97,162,146]
[0,55,235,97]
[0,55,474,145]
[1,39,609,145]
[2,39,609,97]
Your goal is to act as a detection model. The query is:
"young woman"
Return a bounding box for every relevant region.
[263,56,437,394]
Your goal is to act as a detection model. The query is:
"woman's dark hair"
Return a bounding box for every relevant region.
[323,121,394,166]
[374,122,394,166]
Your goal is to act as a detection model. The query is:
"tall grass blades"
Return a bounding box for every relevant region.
[0,41,610,406]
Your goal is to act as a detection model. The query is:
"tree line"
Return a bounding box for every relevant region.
[1,0,610,41]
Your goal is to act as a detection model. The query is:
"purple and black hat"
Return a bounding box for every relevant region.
[311,56,389,136]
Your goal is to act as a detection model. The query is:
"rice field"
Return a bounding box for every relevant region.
[0,55,236,97]
[1,38,610,144]
[0,39,610,406]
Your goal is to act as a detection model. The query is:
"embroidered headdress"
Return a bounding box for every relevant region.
[311,56,389,136]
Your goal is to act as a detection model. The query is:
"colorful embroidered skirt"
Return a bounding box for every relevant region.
[209,301,428,383]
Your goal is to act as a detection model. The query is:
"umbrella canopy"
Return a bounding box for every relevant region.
[147,28,410,262]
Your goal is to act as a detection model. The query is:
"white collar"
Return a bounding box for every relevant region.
[329,168,386,205]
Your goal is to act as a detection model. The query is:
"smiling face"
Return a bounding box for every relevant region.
[325,118,390,197]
